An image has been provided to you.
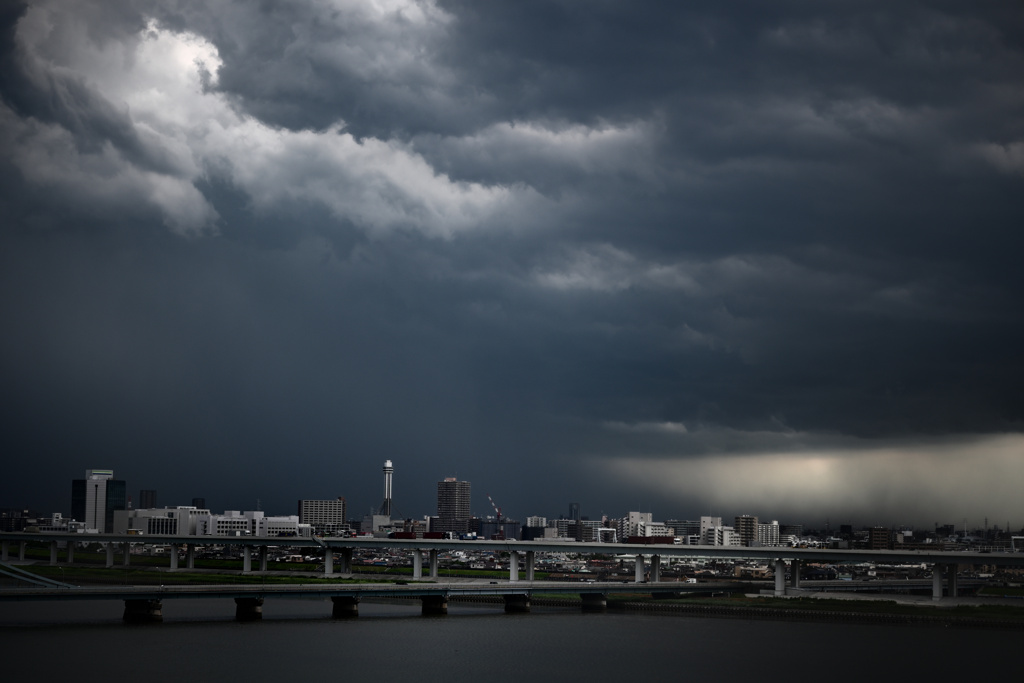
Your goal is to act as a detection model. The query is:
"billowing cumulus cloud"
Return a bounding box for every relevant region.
[2,7,530,237]
[1,0,1022,528]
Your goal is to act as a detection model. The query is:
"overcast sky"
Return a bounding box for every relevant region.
[2,1,1023,530]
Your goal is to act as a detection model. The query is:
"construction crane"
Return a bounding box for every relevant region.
[486,494,505,540]
[486,494,503,523]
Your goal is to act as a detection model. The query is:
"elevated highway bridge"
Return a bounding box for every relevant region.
[3,532,1019,618]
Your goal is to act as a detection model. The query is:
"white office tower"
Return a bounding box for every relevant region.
[84,469,113,531]
[379,460,394,517]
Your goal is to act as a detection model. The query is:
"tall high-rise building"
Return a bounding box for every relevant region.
[298,497,348,536]
[379,460,394,517]
[435,477,471,534]
[734,514,759,547]
[71,469,126,532]
[139,489,157,509]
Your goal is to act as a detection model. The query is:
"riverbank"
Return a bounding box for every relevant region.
[448,592,1024,628]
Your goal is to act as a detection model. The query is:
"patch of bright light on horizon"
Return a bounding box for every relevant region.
[599,432,1024,523]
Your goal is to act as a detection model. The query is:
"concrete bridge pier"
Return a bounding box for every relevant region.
[242,546,252,573]
[931,563,960,599]
[185,544,195,570]
[66,543,74,565]
[421,595,448,615]
[331,596,359,618]
[504,594,531,613]
[340,548,353,574]
[413,549,423,579]
[105,543,114,567]
[123,599,163,623]
[774,558,786,597]
[525,550,535,581]
[50,540,58,566]
[509,551,520,582]
[235,597,264,621]
[18,541,25,561]
[581,593,607,612]
[1,540,7,561]
[428,549,438,578]
[170,546,179,571]
[122,542,131,567]
[650,555,661,582]
[634,555,644,583]
[259,546,268,572]
[789,560,801,589]
[324,548,334,576]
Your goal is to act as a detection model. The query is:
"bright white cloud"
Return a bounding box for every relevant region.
[440,119,661,182]
[7,9,526,238]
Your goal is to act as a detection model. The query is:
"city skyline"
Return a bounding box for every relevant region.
[2,2,1023,529]
[2,461,1019,535]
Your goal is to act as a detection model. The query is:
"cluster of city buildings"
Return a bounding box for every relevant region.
[0,464,1014,551]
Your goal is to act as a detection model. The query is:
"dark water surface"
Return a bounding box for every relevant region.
[1,598,1015,682]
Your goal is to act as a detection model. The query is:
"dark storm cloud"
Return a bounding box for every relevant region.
[1,1,1023,527]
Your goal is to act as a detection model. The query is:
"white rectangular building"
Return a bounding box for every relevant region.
[113,506,211,535]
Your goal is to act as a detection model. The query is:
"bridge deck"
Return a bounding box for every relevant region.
[0,580,690,602]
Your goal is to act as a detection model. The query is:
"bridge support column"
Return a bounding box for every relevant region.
[525,551,535,581]
[340,548,353,574]
[650,555,661,582]
[413,550,423,579]
[123,599,162,623]
[774,559,786,597]
[259,546,268,572]
[421,595,448,615]
[932,564,944,600]
[581,593,607,612]
[504,594,531,613]
[18,541,25,561]
[50,540,58,566]
[169,546,179,571]
[186,544,195,570]
[324,549,334,576]
[66,543,74,564]
[509,551,519,582]
[235,597,264,621]
[789,560,801,589]
[242,546,252,573]
[635,554,644,583]
[1,540,8,561]
[331,596,359,618]
[946,564,958,598]
[429,549,439,578]
[105,543,114,567]
[122,542,131,567]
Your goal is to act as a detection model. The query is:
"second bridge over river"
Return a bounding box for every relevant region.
[0,578,690,621]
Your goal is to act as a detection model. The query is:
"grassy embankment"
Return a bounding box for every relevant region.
[604,593,1024,624]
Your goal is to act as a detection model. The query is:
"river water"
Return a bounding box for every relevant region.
[1,598,1016,681]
